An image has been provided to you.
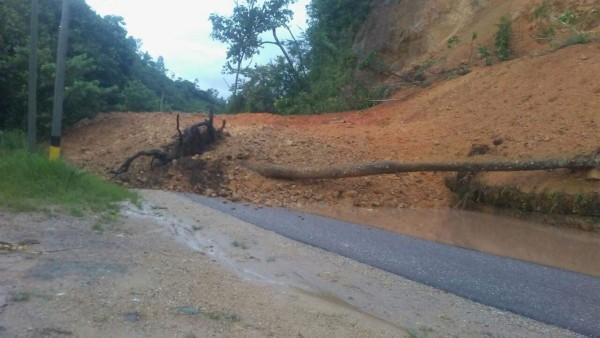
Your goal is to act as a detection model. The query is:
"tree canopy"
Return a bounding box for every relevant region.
[210,0,378,114]
[0,0,224,135]
[209,0,304,98]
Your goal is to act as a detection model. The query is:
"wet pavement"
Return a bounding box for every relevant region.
[182,193,600,337]
[305,204,600,276]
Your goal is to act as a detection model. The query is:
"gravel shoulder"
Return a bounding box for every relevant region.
[0,190,581,337]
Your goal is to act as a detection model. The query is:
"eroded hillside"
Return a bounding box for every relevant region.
[354,0,600,88]
[63,43,600,231]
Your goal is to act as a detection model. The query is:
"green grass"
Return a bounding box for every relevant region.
[10,291,52,302]
[0,131,137,213]
[407,326,434,338]
[92,223,104,232]
[203,310,240,324]
[10,292,32,302]
[231,240,249,250]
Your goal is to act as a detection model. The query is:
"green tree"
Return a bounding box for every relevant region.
[210,0,303,96]
[63,54,118,124]
[0,0,29,130]
[210,0,377,115]
[0,0,224,136]
[241,56,293,112]
[123,80,159,111]
[302,0,374,113]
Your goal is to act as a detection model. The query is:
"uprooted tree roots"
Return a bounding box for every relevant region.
[110,113,226,178]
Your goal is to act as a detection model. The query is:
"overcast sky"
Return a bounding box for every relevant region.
[85,0,310,97]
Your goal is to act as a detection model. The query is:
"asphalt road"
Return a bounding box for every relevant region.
[183,193,600,337]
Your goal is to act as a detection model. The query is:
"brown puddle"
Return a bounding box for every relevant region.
[304,204,600,276]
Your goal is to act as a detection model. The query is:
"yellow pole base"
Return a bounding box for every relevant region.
[49,146,61,161]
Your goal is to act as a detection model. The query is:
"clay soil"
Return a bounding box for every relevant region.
[63,44,600,224]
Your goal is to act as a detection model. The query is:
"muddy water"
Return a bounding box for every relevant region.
[305,205,600,276]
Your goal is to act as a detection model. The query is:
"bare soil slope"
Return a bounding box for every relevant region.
[63,44,600,219]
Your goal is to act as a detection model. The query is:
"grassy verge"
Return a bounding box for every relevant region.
[0,131,137,213]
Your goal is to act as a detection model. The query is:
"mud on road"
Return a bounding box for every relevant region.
[0,190,580,337]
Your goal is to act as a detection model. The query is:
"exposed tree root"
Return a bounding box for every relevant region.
[110,149,171,177]
[110,113,226,178]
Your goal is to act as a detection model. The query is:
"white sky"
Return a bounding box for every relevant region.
[85,0,310,97]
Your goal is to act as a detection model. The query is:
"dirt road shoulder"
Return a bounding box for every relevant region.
[0,190,580,337]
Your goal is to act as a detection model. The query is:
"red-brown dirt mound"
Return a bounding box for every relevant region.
[63,44,600,218]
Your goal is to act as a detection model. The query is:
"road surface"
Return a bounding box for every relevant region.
[183,193,600,337]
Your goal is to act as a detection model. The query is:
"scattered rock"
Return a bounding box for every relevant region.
[38,328,73,336]
[327,191,340,200]
[0,295,6,313]
[468,144,490,156]
[587,169,600,181]
[123,312,141,322]
[342,190,359,199]
[176,306,201,316]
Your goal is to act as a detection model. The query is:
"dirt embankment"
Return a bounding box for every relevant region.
[63,44,599,228]
[354,0,600,84]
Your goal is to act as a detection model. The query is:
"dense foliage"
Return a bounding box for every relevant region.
[299,0,376,113]
[0,0,224,135]
[212,0,377,114]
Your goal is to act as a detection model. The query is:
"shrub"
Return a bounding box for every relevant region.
[533,3,549,19]
[478,45,493,66]
[495,16,513,61]
[565,33,589,46]
[558,10,578,25]
[447,35,461,49]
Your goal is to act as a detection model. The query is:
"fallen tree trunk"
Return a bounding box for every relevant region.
[244,151,600,180]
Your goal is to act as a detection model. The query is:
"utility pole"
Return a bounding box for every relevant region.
[27,0,39,153]
[160,91,164,112]
[49,0,71,160]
